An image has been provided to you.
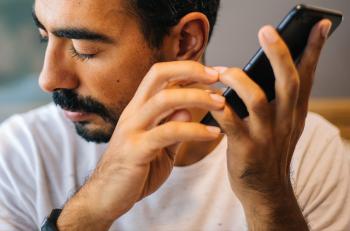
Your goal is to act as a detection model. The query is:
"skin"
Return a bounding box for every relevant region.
[33,0,332,230]
[35,0,156,136]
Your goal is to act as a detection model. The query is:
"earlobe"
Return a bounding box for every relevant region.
[168,13,210,62]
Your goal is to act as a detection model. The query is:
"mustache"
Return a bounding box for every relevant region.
[52,90,116,124]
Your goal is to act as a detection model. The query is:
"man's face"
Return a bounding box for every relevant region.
[34,0,161,143]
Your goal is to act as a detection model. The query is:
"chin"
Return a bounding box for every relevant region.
[74,121,115,143]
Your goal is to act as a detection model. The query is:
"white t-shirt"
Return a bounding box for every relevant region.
[0,104,349,231]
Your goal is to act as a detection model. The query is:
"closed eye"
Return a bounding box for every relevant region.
[69,46,96,61]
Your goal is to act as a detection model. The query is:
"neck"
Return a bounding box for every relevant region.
[174,108,224,167]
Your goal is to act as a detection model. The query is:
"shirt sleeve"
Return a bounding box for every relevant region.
[292,116,350,231]
[0,116,38,231]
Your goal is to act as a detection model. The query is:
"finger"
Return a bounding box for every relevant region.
[258,26,300,127]
[142,121,221,161]
[218,68,271,138]
[297,19,332,111]
[163,109,192,155]
[166,109,192,122]
[211,104,247,139]
[131,61,220,107]
[133,88,225,129]
[291,20,331,159]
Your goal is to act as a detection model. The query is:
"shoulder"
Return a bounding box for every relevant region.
[292,112,344,182]
[0,103,81,155]
[292,112,341,165]
[292,112,350,230]
[0,103,79,193]
[0,103,76,177]
[0,103,73,139]
[0,104,103,228]
[292,112,341,173]
[0,103,106,184]
[0,104,68,229]
[300,112,339,143]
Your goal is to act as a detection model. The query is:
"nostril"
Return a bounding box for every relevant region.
[38,75,49,93]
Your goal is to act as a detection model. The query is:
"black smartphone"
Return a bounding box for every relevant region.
[201,4,343,126]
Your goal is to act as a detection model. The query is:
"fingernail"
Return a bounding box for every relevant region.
[206,126,221,134]
[205,67,219,78]
[261,26,278,44]
[205,89,215,94]
[213,66,228,74]
[210,93,226,103]
[321,21,332,39]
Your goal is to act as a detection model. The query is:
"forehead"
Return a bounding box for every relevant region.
[34,0,132,31]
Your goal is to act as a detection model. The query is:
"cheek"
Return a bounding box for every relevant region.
[77,44,156,110]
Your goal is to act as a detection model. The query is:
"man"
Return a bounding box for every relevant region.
[0,0,349,230]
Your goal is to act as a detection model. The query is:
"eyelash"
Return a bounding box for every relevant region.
[69,47,96,61]
[40,35,48,44]
[39,35,96,61]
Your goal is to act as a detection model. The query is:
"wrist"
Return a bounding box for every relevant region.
[57,191,115,231]
[239,182,308,230]
[56,175,135,231]
[78,176,135,218]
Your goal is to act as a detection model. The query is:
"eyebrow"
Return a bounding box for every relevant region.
[32,10,114,44]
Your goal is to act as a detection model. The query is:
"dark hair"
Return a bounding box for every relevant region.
[128,0,221,48]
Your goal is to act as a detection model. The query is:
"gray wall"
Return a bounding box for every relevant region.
[0,1,349,122]
[207,0,349,97]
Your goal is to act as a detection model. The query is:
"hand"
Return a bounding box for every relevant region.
[57,61,225,230]
[211,19,332,229]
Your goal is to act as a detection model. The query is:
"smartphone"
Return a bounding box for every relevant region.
[201,4,343,126]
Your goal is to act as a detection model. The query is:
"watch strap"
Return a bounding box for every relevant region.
[41,209,62,231]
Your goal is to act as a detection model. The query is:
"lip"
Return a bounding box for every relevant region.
[63,110,91,122]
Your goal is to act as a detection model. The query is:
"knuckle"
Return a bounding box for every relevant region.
[226,67,244,77]
[285,64,297,77]
[149,62,164,77]
[308,39,323,52]
[288,74,300,92]
[277,46,292,61]
[186,60,201,70]
[164,121,181,136]
[153,90,170,105]
[178,60,202,75]
[279,69,299,94]
[191,62,207,77]
[249,92,267,112]
[220,68,244,83]
[152,127,171,145]
[224,124,244,138]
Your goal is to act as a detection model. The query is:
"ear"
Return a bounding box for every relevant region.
[161,12,210,62]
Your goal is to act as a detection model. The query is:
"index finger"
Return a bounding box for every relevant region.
[130,61,220,106]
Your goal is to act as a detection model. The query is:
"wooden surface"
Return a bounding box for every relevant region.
[309,99,350,140]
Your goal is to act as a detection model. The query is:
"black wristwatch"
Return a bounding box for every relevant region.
[41,209,62,231]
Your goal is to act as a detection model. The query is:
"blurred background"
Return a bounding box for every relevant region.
[0,0,349,138]
[207,0,350,98]
[0,0,49,121]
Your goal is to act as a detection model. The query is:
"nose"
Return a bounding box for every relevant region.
[39,40,79,93]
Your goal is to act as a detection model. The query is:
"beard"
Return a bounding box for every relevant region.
[51,52,163,143]
[52,89,119,143]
